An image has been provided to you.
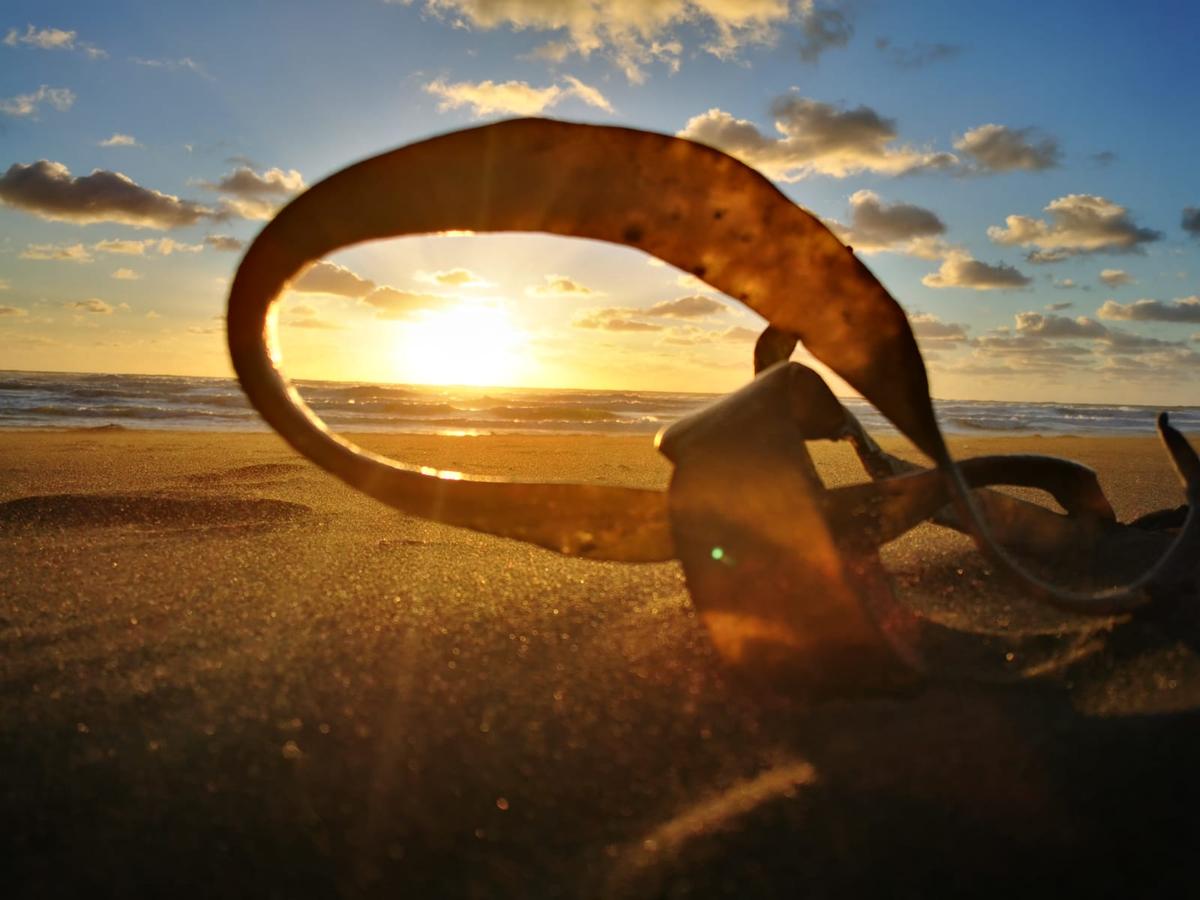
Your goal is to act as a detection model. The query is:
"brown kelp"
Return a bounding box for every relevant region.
[227,119,1198,688]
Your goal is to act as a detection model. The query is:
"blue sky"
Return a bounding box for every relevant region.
[2,1,1198,401]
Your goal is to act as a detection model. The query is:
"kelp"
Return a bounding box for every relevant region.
[227,118,1199,688]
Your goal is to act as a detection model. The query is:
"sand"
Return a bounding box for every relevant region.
[2,428,1198,898]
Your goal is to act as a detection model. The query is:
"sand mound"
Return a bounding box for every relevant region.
[185,462,308,484]
[0,492,310,530]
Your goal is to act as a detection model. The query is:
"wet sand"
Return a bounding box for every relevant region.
[2,429,1198,898]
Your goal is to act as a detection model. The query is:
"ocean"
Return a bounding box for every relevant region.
[1,370,1196,437]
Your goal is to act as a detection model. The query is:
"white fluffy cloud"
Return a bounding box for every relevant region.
[289,260,450,319]
[200,166,306,220]
[1099,268,1132,287]
[425,75,612,117]
[0,85,75,117]
[954,124,1060,172]
[3,24,104,57]
[921,252,1030,290]
[1014,312,1107,339]
[398,0,835,82]
[291,261,376,298]
[99,134,140,148]
[678,96,956,180]
[987,194,1161,262]
[827,190,946,255]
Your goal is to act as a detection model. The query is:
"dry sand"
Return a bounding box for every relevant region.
[2,429,1198,898]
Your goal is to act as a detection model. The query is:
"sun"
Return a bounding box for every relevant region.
[394,302,527,387]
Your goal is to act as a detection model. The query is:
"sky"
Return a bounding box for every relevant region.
[1,0,1198,403]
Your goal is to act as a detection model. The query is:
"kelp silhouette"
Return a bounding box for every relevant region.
[227,119,1199,689]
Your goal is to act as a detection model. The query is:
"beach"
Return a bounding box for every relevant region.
[2,428,1198,898]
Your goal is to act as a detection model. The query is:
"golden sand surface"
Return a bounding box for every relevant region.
[2,429,1198,898]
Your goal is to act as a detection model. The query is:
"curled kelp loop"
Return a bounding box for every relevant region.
[228,118,1198,620]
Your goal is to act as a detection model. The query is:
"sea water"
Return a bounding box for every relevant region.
[2,370,1197,437]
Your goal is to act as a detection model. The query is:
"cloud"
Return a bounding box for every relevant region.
[199,165,305,220]
[0,304,28,316]
[1014,311,1184,355]
[1097,296,1200,323]
[1099,268,1132,287]
[92,237,202,255]
[5,25,75,49]
[1014,311,1107,339]
[424,76,613,116]
[1051,278,1076,290]
[573,294,728,331]
[362,287,450,319]
[112,267,140,280]
[967,333,1096,369]
[956,309,1193,378]
[20,242,94,263]
[3,25,105,57]
[827,189,945,253]
[419,267,489,288]
[678,95,956,180]
[285,304,344,330]
[798,3,853,62]
[1045,301,1074,311]
[1183,207,1200,239]
[1091,151,1117,167]
[130,57,211,79]
[526,274,599,297]
[909,312,968,344]
[93,238,151,255]
[0,161,216,228]
[921,252,1030,290]
[720,325,759,342]
[954,124,1060,172]
[0,85,75,117]
[99,133,140,148]
[874,38,959,68]
[574,309,665,332]
[204,234,245,252]
[398,0,813,82]
[70,298,114,314]
[660,323,760,345]
[153,238,203,254]
[291,261,376,297]
[202,166,305,197]
[987,194,1161,261]
[289,261,451,319]
[644,295,725,318]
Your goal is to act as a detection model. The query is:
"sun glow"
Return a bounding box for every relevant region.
[395,302,528,387]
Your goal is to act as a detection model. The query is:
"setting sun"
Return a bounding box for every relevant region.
[394,302,528,387]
